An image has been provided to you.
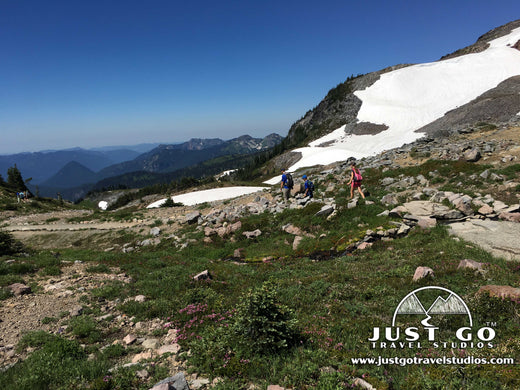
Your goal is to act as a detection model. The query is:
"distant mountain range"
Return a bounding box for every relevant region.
[8,134,282,200]
[0,144,159,185]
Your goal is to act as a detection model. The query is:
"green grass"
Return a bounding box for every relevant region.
[2,157,520,388]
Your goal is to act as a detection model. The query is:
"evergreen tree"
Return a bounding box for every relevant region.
[0,173,5,187]
[7,165,27,192]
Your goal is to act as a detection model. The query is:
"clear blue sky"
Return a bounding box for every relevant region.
[1,0,519,154]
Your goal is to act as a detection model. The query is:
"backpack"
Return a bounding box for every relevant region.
[286,173,294,189]
[308,181,315,191]
[353,169,363,182]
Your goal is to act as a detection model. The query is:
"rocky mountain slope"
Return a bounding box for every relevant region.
[278,19,520,171]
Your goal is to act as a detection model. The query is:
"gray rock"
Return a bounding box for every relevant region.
[142,338,160,350]
[381,194,399,205]
[293,236,304,250]
[8,283,31,297]
[450,219,520,260]
[150,227,161,237]
[464,148,481,162]
[243,229,262,239]
[457,259,484,272]
[151,373,190,390]
[193,270,212,281]
[381,177,395,186]
[70,305,83,317]
[184,211,201,224]
[315,205,334,216]
[413,266,434,282]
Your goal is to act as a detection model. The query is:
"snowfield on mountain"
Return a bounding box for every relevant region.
[264,26,520,182]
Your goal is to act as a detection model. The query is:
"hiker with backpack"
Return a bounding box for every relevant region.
[302,175,314,199]
[347,161,365,199]
[280,168,293,203]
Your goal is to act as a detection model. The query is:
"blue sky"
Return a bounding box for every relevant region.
[1,0,519,154]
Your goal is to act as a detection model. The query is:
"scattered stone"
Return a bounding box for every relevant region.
[136,369,149,379]
[157,343,181,355]
[417,217,437,229]
[141,339,160,350]
[243,229,262,239]
[477,285,520,300]
[457,259,484,272]
[151,373,190,390]
[135,295,147,303]
[283,224,304,236]
[353,378,377,390]
[70,305,84,317]
[234,248,245,259]
[193,270,212,281]
[464,148,481,162]
[478,204,494,215]
[267,386,285,390]
[131,351,153,363]
[381,193,399,205]
[315,205,334,216]
[499,212,520,223]
[413,266,434,282]
[184,211,201,224]
[150,227,161,237]
[357,242,373,250]
[123,334,137,345]
[293,236,303,250]
[190,378,211,389]
[8,283,31,297]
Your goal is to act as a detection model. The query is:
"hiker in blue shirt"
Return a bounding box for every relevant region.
[280,169,291,203]
[302,175,314,199]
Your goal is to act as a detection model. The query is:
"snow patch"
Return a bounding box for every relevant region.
[147,186,268,208]
[98,201,108,210]
[272,27,520,176]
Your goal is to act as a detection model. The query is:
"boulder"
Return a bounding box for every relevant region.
[357,242,373,250]
[499,212,520,223]
[293,236,303,250]
[70,305,84,317]
[123,334,137,345]
[193,270,212,281]
[150,373,189,390]
[243,229,262,239]
[477,204,494,215]
[477,285,520,300]
[184,211,201,224]
[449,219,520,260]
[142,339,160,350]
[353,378,377,390]
[8,283,31,297]
[135,295,147,303]
[381,193,399,205]
[413,266,434,282]
[150,227,161,237]
[132,351,153,363]
[457,259,484,272]
[417,217,437,229]
[315,205,334,216]
[464,148,481,162]
[156,344,181,355]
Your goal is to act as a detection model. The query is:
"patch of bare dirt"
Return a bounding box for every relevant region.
[0,262,131,365]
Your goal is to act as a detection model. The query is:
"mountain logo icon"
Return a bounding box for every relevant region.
[391,286,472,327]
